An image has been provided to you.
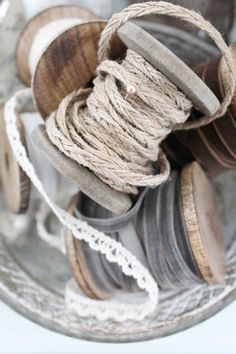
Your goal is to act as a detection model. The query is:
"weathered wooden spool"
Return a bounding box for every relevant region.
[14,5,131,214]
[163,44,236,176]
[65,162,224,298]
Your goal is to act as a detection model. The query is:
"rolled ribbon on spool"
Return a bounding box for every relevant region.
[164,43,236,175]
[65,189,148,299]
[65,161,224,296]
[16,5,131,214]
[138,162,224,288]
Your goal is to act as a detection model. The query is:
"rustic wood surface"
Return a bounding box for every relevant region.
[33,20,107,118]
[180,162,225,284]
[137,170,206,290]
[16,4,98,86]
[175,173,203,280]
[165,46,236,175]
[65,195,98,299]
[220,43,236,118]
[161,173,202,287]
[0,107,31,213]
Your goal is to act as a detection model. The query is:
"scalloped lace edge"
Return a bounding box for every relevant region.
[4,88,159,322]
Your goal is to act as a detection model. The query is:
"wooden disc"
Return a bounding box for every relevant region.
[33,20,107,118]
[117,22,220,116]
[65,194,118,300]
[31,125,132,214]
[16,4,98,86]
[161,172,202,287]
[0,107,31,214]
[64,195,99,299]
[175,174,203,281]
[75,195,134,292]
[180,162,225,284]
[74,190,147,292]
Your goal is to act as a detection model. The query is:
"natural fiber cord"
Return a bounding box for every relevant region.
[45,1,235,194]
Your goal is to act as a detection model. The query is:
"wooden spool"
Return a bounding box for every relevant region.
[16,5,106,118]
[65,190,147,299]
[65,194,119,300]
[32,125,132,214]
[164,44,236,176]
[180,162,225,284]
[0,106,31,214]
[64,162,224,294]
[15,5,131,214]
[138,162,224,288]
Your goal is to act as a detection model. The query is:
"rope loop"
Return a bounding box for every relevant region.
[98,1,235,128]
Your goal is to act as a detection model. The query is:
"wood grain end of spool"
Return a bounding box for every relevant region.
[15,4,98,86]
[180,161,225,284]
[0,107,31,214]
[32,20,107,119]
[65,194,116,300]
[64,194,99,299]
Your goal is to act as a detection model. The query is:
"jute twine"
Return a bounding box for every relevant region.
[45,1,235,195]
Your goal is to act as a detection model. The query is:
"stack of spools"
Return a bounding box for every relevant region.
[1,1,235,312]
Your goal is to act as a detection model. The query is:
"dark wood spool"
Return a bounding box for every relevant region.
[15,4,98,87]
[164,44,236,176]
[15,5,131,215]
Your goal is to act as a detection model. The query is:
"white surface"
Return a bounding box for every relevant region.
[0,299,236,353]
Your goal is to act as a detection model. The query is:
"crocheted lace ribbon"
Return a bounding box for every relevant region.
[4,88,159,322]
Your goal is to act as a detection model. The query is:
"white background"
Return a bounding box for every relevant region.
[1,1,236,353]
[1,299,236,353]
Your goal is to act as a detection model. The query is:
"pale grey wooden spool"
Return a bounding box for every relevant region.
[1,16,236,343]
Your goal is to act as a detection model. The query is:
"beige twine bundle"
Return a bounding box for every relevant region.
[46,1,235,194]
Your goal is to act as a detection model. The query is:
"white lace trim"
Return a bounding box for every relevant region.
[4,88,159,322]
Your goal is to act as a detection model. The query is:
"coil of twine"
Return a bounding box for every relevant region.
[45,1,235,195]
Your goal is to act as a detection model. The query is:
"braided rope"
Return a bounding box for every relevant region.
[45,1,235,194]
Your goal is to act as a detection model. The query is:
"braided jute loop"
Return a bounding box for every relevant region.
[45,1,235,194]
[98,1,235,129]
